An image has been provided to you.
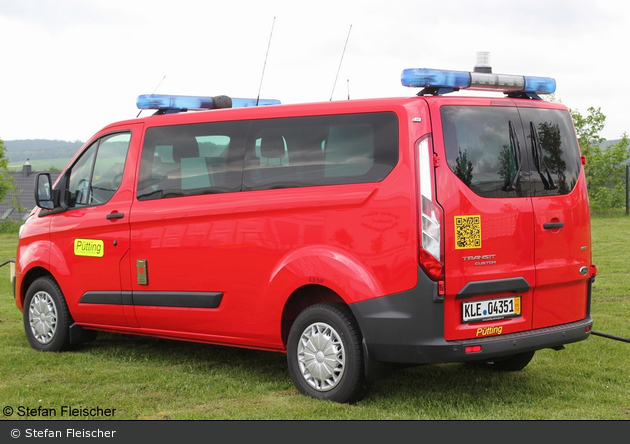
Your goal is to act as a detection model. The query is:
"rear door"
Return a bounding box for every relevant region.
[518,105,591,328]
[433,99,591,340]
[434,100,536,341]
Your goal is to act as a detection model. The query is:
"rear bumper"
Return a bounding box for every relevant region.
[349,268,593,366]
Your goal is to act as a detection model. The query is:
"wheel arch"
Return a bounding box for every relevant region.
[271,246,386,346]
[18,267,56,310]
[280,284,346,347]
[269,246,385,303]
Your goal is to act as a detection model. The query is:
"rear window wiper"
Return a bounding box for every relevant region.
[502,121,522,192]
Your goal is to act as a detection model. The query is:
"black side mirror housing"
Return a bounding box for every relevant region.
[34,173,54,210]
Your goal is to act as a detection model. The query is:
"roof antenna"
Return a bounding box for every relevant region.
[256,17,276,107]
[330,25,352,101]
[136,75,166,117]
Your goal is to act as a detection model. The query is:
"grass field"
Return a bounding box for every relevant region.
[0,216,628,420]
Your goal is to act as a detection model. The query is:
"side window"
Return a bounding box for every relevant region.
[243,113,398,191]
[66,132,131,208]
[324,124,374,178]
[137,122,247,200]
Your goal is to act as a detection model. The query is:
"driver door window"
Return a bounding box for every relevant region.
[67,132,131,207]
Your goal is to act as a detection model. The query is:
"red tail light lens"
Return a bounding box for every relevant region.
[417,135,444,280]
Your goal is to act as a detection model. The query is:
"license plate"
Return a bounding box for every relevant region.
[462,296,521,323]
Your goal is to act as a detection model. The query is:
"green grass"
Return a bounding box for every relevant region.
[0,216,629,420]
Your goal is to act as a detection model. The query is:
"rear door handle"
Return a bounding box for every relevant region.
[106,212,125,220]
[543,222,564,230]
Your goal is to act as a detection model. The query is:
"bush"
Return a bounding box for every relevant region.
[571,108,629,210]
[0,220,23,234]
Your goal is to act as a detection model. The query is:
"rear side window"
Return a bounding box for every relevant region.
[441,106,581,198]
[243,113,398,191]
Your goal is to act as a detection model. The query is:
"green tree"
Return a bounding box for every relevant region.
[0,138,17,204]
[585,134,629,209]
[570,107,606,187]
[570,107,630,209]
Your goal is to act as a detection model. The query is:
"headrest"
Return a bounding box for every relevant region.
[259,130,285,159]
[172,138,199,163]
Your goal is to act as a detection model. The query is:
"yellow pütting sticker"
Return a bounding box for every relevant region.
[74,239,104,257]
[455,215,482,250]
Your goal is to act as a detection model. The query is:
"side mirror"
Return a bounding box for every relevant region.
[34,173,54,210]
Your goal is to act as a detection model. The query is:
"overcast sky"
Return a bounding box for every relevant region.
[1,0,628,142]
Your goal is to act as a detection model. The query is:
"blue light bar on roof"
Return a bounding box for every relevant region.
[136,94,281,110]
[401,68,556,95]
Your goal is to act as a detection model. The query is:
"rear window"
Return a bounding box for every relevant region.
[441,106,581,198]
[519,108,582,196]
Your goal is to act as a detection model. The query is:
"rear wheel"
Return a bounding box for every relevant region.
[476,351,535,372]
[23,276,72,352]
[287,303,367,403]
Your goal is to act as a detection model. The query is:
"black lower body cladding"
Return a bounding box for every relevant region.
[350,268,593,368]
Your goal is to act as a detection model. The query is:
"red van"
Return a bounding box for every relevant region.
[15,68,595,403]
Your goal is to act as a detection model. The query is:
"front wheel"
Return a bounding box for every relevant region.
[23,276,72,352]
[287,303,367,403]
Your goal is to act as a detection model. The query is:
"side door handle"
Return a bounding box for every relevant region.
[543,221,564,230]
[106,212,125,220]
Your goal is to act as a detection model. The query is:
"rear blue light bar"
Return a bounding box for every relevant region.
[401,68,556,95]
[136,94,281,111]
[523,76,556,95]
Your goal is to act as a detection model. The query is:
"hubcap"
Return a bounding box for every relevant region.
[297,322,345,392]
[28,292,58,344]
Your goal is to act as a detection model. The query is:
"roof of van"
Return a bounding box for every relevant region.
[101,93,568,135]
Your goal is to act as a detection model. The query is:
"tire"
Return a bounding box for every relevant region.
[477,351,535,372]
[23,276,73,352]
[287,303,367,403]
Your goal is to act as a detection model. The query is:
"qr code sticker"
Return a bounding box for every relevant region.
[455,215,482,250]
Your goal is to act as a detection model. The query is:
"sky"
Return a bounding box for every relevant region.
[1,0,628,142]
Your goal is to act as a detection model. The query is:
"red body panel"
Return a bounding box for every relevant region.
[530,177,591,328]
[16,99,423,350]
[128,183,416,348]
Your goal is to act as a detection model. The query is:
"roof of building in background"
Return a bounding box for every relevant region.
[0,164,61,221]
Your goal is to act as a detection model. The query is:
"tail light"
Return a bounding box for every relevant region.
[417,135,444,280]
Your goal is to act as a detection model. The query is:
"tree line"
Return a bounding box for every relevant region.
[4,139,83,161]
